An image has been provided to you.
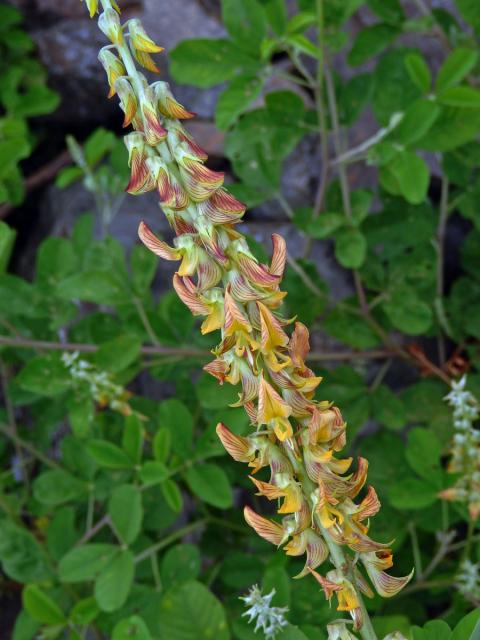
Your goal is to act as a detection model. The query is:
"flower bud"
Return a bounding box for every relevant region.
[115,77,138,127]
[153,82,195,120]
[128,19,163,53]
[98,48,126,98]
[98,8,124,45]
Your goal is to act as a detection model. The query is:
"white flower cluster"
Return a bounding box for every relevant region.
[62,351,132,415]
[456,559,480,603]
[241,585,288,639]
[443,375,480,519]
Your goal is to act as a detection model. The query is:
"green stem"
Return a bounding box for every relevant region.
[134,519,207,564]
[408,522,423,580]
[312,0,329,220]
[398,578,454,598]
[133,297,161,346]
[0,360,26,484]
[435,177,449,365]
[0,422,61,471]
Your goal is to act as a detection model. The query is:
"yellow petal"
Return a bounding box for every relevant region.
[257,376,292,425]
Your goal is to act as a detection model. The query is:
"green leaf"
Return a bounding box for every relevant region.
[170,39,259,88]
[410,620,451,640]
[383,286,433,335]
[405,428,442,484]
[84,127,117,166]
[108,485,143,544]
[294,209,344,239]
[451,609,480,640]
[436,48,478,92]
[392,99,440,146]
[161,544,201,587]
[222,0,267,53]
[263,0,287,34]
[0,522,51,583]
[371,384,407,430]
[367,0,404,23]
[57,270,127,305]
[324,307,380,349]
[12,610,39,640]
[456,0,480,32]
[388,477,438,509]
[215,75,263,130]
[131,244,157,296]
[70,597,100,626]
[153,427,171,463]
[373,49,422,125]
[405,52,431,93]
[16,354,72,397]
[348,24,398,66]
[122,414,144,464]
[196,372,239,410]
[335,228,367,269]
[286,34,320,58]
[185,463,233,509]
[55,166,84,189]
[373,616,410,638]
[94,334,141,373]
[113,616,152,640]
[68,393,95,438]
[158,581,229,640]
[158,398,193,458]
[58,544,119,583]
[33,470,85,506]
[263,566,290,607]
[338,73,373,125]
[22,585,66,626]
[383,151,429,204]
[0,221,16,272]
[162,479,183,513]
[284,259,328,325]
[139,461,169,487]
[94,549,135,612]
[86,439,134,469]
[286,12,316,34]
[437,86,480,108]
[418,105,480,151]
[47,507,78,562]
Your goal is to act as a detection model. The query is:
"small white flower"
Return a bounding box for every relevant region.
[457,559,480,601]
[240,585,288,640]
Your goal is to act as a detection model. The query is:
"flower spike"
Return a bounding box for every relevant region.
[85,2,412,635]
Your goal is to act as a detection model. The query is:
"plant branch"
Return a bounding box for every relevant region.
[77,514,111,546]
[0,359,25,481]
[436,177,449,366]
[0,422,61,471]
[133,297,161,346]
[134,519,207,564]
[312,0,329,220]
[0,335,207,358]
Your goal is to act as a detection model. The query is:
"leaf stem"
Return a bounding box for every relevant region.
[0,359,26,485]
[134,519,207,564]
[435,177,449,366]
[133,297,161,346]
[312,0,329,221]
[0,421,61,471]
[408,522,423,580]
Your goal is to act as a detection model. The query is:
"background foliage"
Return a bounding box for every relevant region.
[1,0,480,638]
